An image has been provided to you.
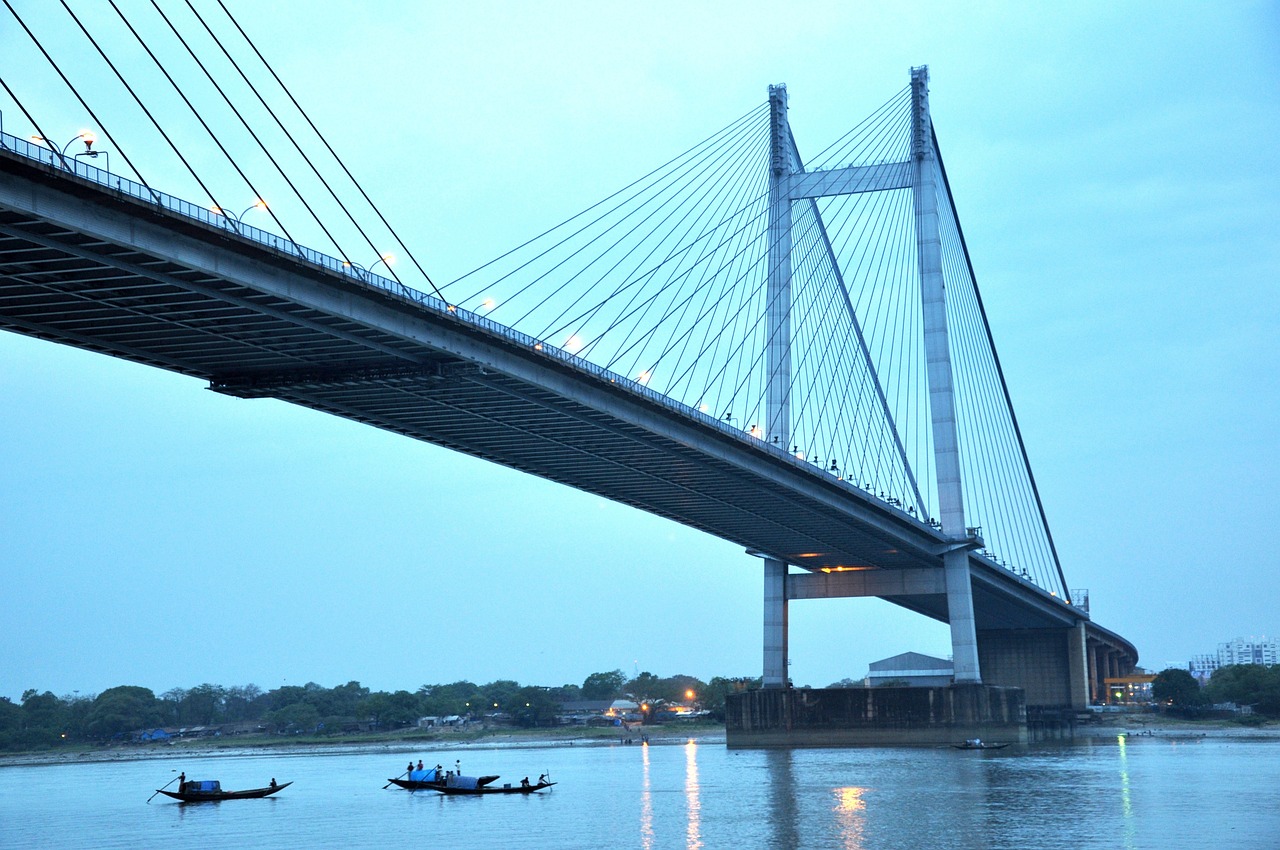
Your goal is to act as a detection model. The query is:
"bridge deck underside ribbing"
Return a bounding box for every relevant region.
[0,157,1134,649]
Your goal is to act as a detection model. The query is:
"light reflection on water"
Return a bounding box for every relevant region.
[684,740,701,850]
[1,737,1277,848]
[833,785,867,849]
[640,741,653,850]
[1116,734,1135,850]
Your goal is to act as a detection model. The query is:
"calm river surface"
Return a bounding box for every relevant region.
[2,736,1277,849]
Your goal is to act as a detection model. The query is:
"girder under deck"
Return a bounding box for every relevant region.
[0,145,1136,661]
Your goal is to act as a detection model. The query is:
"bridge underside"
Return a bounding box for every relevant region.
[0,149,1137,672]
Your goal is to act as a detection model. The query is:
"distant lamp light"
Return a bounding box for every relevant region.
[481,297,497,312]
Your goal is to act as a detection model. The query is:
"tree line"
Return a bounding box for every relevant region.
[1151,664,1280,716]
[0,670,758,752]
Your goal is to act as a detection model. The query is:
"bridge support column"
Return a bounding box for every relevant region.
[1068,621,1089,710]
[912,65,981,684]
[763,558,788,688]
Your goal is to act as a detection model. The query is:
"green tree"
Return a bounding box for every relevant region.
[581,670,625,700]
[1151,668,1205,707]
[480,680,522,713]
[180,684,226,725]
[357,691,421,729]
[268,702,320,734]
[510,686,558,727]
[1205,664,1280,716]
[700,676,761,720]
[418,681,483,717]
[83,686,166,739]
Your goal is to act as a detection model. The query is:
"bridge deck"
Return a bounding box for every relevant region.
[0,143,1135,655]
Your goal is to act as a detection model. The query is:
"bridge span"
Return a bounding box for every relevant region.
[0,122,1134,709]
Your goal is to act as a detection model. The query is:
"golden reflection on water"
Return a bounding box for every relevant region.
[685,739,702,850]
[833,786,869,849]
[1117,735,1135,849]
[640,740,653,850]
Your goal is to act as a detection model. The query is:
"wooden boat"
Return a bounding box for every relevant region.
[432,778,556,796]
[387,774,500,791]
[157,780,291,802]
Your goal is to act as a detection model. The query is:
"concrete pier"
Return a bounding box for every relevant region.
[725,685,1027,747]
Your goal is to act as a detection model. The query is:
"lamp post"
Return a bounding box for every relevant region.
[211,199,267,225]
[342,252,394,280]
[30,131,101,169]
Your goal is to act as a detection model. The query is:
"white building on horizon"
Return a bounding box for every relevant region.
[1189,636,1276,682]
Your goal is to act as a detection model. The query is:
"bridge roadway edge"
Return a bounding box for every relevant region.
[0,146,1139,693]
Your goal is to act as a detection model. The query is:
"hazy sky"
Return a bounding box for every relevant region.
[1,1,1277,702]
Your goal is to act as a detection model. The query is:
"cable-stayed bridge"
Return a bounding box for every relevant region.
[0,3,1134,713]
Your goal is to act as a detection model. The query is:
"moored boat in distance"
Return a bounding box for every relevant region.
[952,738,1009,750]
[157,778,291,802]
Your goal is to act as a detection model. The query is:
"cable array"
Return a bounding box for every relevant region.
[0,0,441,298]
[0,3,1067,594]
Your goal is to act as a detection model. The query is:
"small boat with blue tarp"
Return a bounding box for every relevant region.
[387,766,502,791]
[157,775,291,802]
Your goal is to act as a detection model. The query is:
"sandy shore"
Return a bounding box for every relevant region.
[0,725,726,769]
[3,717,1275,769]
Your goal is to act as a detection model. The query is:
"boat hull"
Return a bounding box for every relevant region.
[434,781,556,795]
[157,781,291,802]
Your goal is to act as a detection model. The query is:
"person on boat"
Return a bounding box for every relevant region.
[538,774,547,785]
[178,772,186,793]
[417,760,425,771]
[521,777,530,788]
[407,761,414,775]
[269,778,278,788]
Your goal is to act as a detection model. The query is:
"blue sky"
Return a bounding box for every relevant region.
[1,1,1277,701]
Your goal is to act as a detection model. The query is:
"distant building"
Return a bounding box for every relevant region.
[1217,636,1277,667]
[867,652,953,687]
[1188,636,1276,683]
[1189,654,1218,685]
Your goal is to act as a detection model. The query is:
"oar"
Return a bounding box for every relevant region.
[147,774,179,803]
[383,771,409,790]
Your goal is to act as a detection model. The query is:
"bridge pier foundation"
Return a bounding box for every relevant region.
[725,684,1027,747]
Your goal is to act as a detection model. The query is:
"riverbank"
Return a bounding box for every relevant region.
[3,715,1276,769]
[1074,714,1280,740]
[0,722,727,768]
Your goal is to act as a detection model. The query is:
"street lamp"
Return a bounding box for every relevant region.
[30,131,104,169]
[211,198,267,225]
[342,252,394,279]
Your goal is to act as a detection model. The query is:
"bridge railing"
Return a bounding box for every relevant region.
[0,125,945,541]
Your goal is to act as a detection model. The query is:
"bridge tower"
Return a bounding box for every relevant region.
[760,67,982,687]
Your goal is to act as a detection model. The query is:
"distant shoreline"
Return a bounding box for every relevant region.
[2,717,1276,769]
[0,724,725,769]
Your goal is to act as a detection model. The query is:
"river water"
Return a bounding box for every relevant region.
[1,735,1277,849]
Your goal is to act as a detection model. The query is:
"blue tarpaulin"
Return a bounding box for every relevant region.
[408,768,438,782]
[190,780,220,792]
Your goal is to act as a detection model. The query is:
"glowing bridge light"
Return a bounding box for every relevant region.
[748,425,763,438]
[564,334,585,354]
[698,403,709,413]
[480,297,497,312]
[636,370,652,385]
